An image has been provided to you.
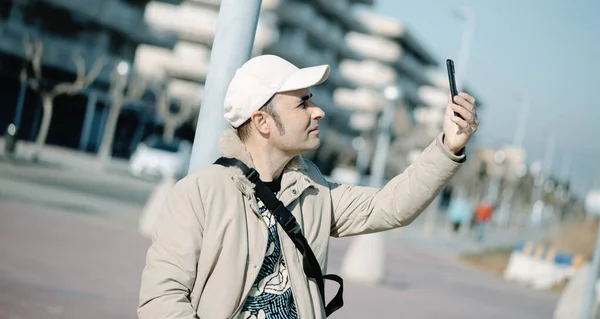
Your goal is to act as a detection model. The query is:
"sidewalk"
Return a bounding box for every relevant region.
[0,138,131,178]
[389,217,556,257]
[0,149,155,228]
[0,201,559,319]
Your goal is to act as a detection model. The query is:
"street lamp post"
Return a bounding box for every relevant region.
[340,84,402,285]
[369,85,401,188]
[455,6,476,91]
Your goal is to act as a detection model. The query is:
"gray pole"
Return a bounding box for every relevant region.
[512,94,529,148]
[455,6,476,91]
[187,0,262,174]
[369,85,401,188]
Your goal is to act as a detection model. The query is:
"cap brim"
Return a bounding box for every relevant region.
[277,65,330,93]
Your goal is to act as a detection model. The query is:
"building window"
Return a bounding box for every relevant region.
[0,0,14,20]
[279,25,307,44]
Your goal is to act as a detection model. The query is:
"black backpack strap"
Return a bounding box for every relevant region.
[215,157,344,317]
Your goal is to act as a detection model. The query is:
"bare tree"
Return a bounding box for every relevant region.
[152,81,195,143]
[21,33,106,161]
[96,65,145,167]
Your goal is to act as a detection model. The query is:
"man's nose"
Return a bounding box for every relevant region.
[312,105,325,120]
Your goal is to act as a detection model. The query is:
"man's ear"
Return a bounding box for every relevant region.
[250,111,270,135]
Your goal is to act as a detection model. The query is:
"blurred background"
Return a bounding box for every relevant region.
[0,0,599,318]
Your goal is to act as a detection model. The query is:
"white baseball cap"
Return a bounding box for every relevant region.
[224,55,330,128]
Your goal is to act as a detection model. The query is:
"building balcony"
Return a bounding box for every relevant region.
[276,1,361,60]
[309,0,369,33]
[144,2,218,45]
[134,43,210,83]
[144,1,276,50]
[41,0,178,48]
[333,87,387,112]
[167,78,204,103]
[339,59,396,89]
[345,31,432,86]
[185,0,281,11]
[345,31,402,63]
[356,10,438,67]
[413,105,444,126]
[0,20,121,85]
[417,85,448,107]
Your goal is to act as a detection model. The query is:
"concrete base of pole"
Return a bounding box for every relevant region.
[339,232,386,285]
[423,196,440,237]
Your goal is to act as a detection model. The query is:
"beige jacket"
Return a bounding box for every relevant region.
[138,130,464,319]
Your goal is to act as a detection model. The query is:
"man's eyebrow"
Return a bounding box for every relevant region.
[299,93,313,102]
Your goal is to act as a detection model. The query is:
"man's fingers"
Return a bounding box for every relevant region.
[451,103,473,122]
[450,114,470,130]
[453,95,475,112]
[459,92,476,106]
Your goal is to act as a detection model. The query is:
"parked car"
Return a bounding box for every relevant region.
[129,135,192,180]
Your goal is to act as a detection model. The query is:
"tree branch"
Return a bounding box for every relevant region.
[124,74,146,103]
[151,81,169,115]
[51,53,107,97]
[22,33,43,91]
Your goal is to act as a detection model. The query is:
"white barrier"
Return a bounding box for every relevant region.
[503,241,586,291]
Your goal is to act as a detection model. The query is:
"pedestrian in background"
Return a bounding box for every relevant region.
[474,198,495,242]
[447,187,474,233]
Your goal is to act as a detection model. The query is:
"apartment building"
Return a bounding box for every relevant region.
[140,0,373,174]
[0,0,178,156]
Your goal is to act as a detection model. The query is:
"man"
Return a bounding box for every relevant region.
[138,55,479,319]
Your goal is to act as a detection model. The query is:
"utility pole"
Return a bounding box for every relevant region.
[543,132,556,176]
[340,85,401,285]
[455,6,476,91]
[187,0,262,174]
[513,94,530,148]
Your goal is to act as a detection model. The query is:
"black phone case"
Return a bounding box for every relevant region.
[446,59,463,120]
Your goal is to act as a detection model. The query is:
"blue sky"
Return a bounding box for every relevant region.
[369,0,600,197]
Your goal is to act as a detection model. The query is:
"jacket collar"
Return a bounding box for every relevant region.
[218,129,314,199]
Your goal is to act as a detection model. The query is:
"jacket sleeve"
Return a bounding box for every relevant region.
[329,133,465,237]
[138,176,205,319]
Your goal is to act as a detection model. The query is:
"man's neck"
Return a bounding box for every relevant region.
[244,141,293,182]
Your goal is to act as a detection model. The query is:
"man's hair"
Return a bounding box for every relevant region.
[236,97,284,141]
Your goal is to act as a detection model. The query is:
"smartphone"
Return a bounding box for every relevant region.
[446,59,463,120]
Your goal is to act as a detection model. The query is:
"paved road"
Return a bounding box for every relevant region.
[0,158,154,205]
[327,237,559,318]
[0,202,150,319]
[0,159,155,227]
[0,201,559,319]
